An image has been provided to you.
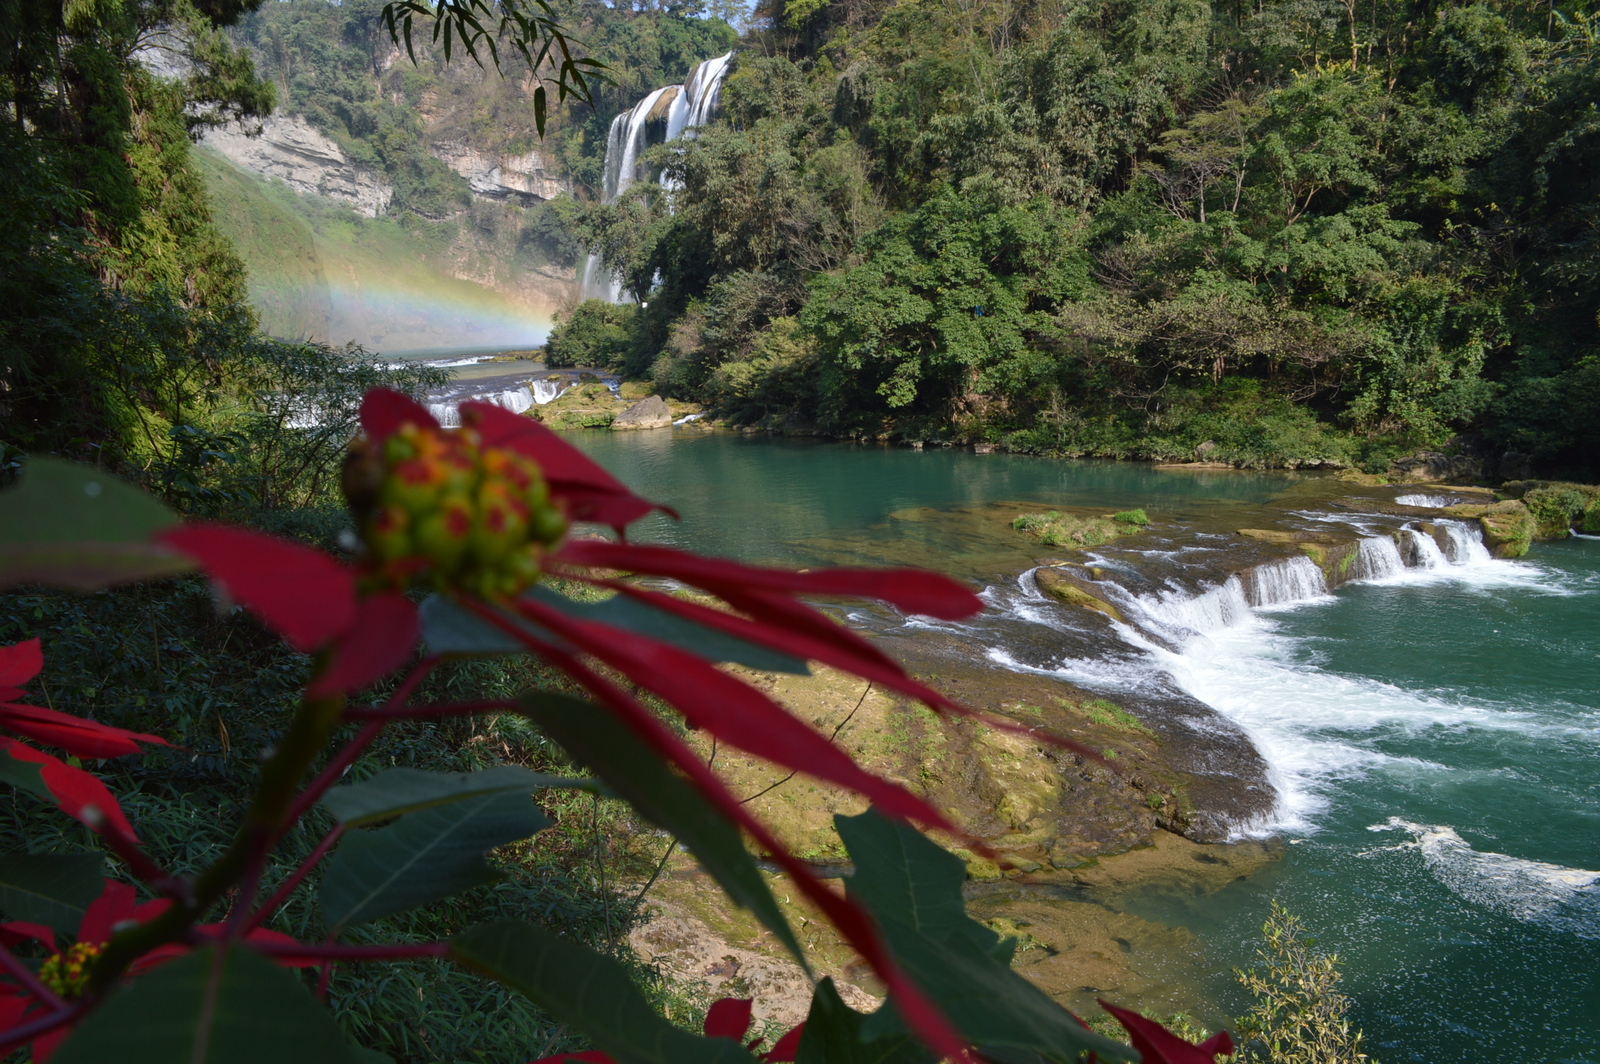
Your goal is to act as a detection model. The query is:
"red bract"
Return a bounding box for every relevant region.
[155,527,416,695]
[0,640,166,760]
[1099,1000,1235,1063]
[157,525,357,653]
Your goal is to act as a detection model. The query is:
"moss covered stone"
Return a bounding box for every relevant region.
[1033,568,1125,622]
[1448,500,1537,557]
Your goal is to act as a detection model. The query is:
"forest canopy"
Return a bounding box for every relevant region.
[557,0,1600,477]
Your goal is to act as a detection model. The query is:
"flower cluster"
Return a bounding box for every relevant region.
[37,943,99,1000]
[344,420,567,597]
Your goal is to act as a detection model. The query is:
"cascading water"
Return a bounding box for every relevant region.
[427,387,534,428]
[1350,535,1406,581]
[580,52,736,302]
[531,379,568,405]
[1242,556,1328,607]
[1438,519,1493,563]
[1401,527,1449,569]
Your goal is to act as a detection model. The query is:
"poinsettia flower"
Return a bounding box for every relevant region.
[0,879,310,1061]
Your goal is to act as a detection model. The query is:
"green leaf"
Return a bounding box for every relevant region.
[418,590,809,674]
[320,790,550,931]
[0,748,49,800]
[517,692,805,965]
[52,944,374,1064]
[321,766,591,827]
[0,852,103,935]
[795,979,932,1064]
[837,812,1133,1063]
[0,457,192,590]
[418,593,533,655]
[450,919,761,1064]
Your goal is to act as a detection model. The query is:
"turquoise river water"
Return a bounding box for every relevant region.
[570,430,1600,1063]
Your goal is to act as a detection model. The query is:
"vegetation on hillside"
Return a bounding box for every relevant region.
[557,0,1600,478]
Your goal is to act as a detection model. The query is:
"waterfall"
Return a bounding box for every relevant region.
[580,51,736,302]
[1242,556,1328,608]
[1351,536,1406,581]
[1401,528,1449,570]
[1397,493,1462,508]
[531,379,568,405]
[428,387,534,428]
[1438,520,1493,564]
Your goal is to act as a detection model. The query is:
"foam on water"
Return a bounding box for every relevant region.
[1396,493,1463,508]
[974,514,1579,837]
[1370,819,1600,938]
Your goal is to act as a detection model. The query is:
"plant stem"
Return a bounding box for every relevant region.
[88,682,346,992]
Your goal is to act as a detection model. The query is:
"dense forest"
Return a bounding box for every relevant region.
[553,0,1600,477]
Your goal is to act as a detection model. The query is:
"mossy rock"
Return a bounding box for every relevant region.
[1238,528,1299,544]
[951,848,1003,880]
[1033,568,1125,622]
[1013,509,1144,549]
[1459,500,1536,558]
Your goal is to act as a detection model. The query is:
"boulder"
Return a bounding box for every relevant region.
[1389,450,1482,482]
[612,395,672,430]
[1034,567,1124,622]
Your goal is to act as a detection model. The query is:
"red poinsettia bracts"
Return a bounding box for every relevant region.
[0,879,310,1062]
[0,640,167,841]
[1099,1001,1235,1063]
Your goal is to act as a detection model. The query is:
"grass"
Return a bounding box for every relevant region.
[1075,698,1156,738]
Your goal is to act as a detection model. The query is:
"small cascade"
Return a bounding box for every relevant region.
[1242,556,1328,608]
[1438,520,1493,564]
[1397,493,1462,508]
[1401,528,1449,570]
[1351,536,1407,581]
[428,387,533,428]
[531,379,568,405]
[581,52,736,302]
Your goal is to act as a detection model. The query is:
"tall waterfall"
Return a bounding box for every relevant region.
[580,52,736,302]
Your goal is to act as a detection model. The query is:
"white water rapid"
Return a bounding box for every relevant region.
[531,379,568,405]
[580,52,736,301]
[965,516,1567,836]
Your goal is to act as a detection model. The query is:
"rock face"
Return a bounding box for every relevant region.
[429,141,567,203]
[1389,450,1482,482]
[204,115,392,217]
[612,395,672,430]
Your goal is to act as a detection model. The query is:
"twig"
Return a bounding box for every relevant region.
[739,681,872,804]
[244,824,345,933]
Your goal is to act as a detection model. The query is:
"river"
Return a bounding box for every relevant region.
[572,428,1600,1063]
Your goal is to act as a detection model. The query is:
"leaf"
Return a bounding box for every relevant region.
[0,701,168,759]
[0,853,103,935]
[51,944,373,1064]
[158,524,356,652]
[460,401,674,531]
[525,586,808,674]
[0,739,139,839]
[418,593,535,655]
[555,542,983,621]
[307,592,419,696]
[516,692,804,964]
[450,919,762,1064]
[1098,1001,1234,1064]
[0,458,180,544]
[359,388,439,441]
[836,812,1133,1064]
[704,998,754,1042]
[517,598,954,832]
[794,980,931,1064]
[0,639,42,686]
[0,746,49,800]
[0,459,195,589]
[321,765,586,827]
[319,790,550,930]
